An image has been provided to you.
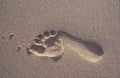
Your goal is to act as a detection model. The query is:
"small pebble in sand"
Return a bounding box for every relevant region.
[9,33,14,39]
[17,45,21,51]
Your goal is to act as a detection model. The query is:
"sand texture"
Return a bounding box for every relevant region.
[0,0,120,78]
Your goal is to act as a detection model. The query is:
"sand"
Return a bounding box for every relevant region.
[0,0,120,78]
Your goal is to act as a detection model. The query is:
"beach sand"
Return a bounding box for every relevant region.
[0,0,120,78]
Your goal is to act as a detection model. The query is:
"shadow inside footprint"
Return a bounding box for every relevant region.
[58,31,104,56]
[29,45,45,53]
[51,55,62,62]
[44,37,57,47]
[79,40,104,56]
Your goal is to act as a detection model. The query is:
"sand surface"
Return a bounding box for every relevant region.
[0,0,120,78]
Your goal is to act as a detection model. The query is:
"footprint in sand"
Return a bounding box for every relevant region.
[27,30,104,62]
